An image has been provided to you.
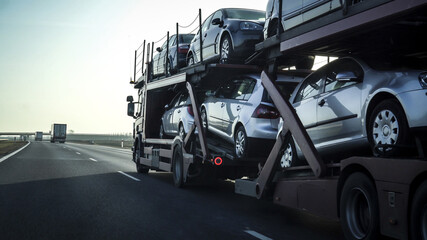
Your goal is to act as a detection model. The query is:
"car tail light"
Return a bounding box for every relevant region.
[187,105,194,116]
[251,104,280,119]
[419,72,427,89]
[178,45,189,54]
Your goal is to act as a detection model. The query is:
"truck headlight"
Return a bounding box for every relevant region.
[240,22,263,31]
[419,72,427,89]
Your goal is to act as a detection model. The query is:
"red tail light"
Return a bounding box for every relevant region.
[178,46,189,54]
[251,104,279,119]
[187,105,194,116]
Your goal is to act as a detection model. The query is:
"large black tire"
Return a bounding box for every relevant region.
[234,126,248,158]
[135,141,149,174]
[172,144,184,188]
[220,35,233,64]
[340,172,380,240]
[368,99,410,156]
[410,180,427,240]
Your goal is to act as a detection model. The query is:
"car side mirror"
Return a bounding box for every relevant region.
[156,47,162,52]
[205,90,215,97]
[164,104,169,109]
[211,18,223,27]
[336,72,359,82]
[126,95,134,102]
[127,102,135,117]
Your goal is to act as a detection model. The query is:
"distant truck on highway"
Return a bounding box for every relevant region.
[35,131,43,141]
[50,124,67,143]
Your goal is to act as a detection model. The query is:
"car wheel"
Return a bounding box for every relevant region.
[340,172,379,240]
[172,143,184,188]
[410,180,427,240]
[235,126,248,158]
[135,141,149,174]
[220,35,233,64]
[279,136,299,168]
[201,108,208,133]
[187,54,194,66]
[179,123,186,140]
[159,123,165,139]
[368,99,410,156]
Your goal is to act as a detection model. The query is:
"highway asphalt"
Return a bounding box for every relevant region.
[0,141,344,239]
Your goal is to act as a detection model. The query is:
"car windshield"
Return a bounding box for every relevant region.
[223,9,265,21]
[262,82,299,103]
[179,34,195,44]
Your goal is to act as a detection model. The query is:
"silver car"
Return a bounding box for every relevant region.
[278,56,427,168]
[160,90,194,139]
[201,73,305,158]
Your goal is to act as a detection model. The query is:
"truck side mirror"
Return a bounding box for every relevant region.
[127,95,134,102]
[127,102,135,117]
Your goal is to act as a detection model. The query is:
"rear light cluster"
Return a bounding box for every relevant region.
[251,104,280,119]
[187,105,194,116]
[178,45,189,54]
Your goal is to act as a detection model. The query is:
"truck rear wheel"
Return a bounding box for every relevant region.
[172,143,184,188]
[410,180,427,240]
[340,172,379,240]
[135,141,149,174]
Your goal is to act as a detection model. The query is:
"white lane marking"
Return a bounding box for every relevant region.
[244,230,273,240]
[0,142,31,163]
[89,158,97,162]
[117,171,140,182]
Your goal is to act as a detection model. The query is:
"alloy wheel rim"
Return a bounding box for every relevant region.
[280,143,293,168]
[201,111,207,129]
[372,110,399,147]
[221,39,229,60]
[179,126,185,140]
[235,131,245,157]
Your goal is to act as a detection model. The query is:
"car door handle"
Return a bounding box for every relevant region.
[221,103,225,108]
[318,99,326,107]
[236,106,241,111]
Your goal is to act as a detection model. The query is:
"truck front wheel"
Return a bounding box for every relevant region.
[340,172,379,240]
[135,141,149,174]
[172,143,184,188]
[410,180,427,240]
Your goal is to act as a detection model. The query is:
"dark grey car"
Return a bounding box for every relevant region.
[152,34,195,77]
[187,8,265,65]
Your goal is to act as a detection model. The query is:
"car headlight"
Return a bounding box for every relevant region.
[419,72,427,89]
[240,22,263,31]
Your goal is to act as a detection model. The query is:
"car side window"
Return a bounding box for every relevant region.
[202,14,213,33]
[217,79,240,99]
[324,59,364,92]
[177,93,188,106]
[232,78,256,100]
[294,72,323,103]
[169,35,176,47]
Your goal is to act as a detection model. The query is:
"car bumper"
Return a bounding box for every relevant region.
[397,89,427,128]
[231,31,263,59]
[245,118,278,140]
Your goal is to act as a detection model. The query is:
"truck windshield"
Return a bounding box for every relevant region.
[224,9,265,21]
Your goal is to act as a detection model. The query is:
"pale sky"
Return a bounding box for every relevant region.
[0,0,266,134]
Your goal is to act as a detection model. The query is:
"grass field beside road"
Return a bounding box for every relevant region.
[0,141,27,157]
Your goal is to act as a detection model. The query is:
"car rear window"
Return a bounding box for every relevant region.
[224,9,265,21]
[179,34,195,44]
[262,82,299,104]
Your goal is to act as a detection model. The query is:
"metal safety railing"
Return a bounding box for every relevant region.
[131,9,204,85]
